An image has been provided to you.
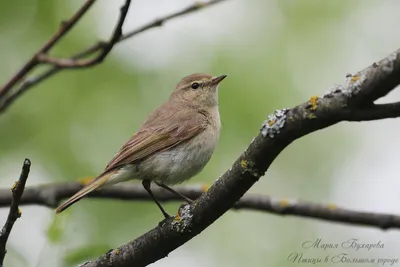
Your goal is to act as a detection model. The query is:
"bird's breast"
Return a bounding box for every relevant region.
[139,117,220,185]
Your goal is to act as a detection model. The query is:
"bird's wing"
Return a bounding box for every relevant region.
[55,106,207,214]
[101,106,208,176]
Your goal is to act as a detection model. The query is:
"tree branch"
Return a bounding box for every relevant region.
[0,0,97,100]
[0,0,227,114]
[0,159,31,267]
[0,182,399,231]
[342,102,400,121]
[37,0,131,68]
[76,48,400,267]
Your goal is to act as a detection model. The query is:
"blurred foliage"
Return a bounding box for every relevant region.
[63,244,111,267]
[1,0,393,266]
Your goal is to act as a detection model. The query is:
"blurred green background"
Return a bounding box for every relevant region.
[1,0,400,266]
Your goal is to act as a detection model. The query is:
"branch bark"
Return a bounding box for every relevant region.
[0,182,399,230]
[0,159,31,267]
[76,48,400,266]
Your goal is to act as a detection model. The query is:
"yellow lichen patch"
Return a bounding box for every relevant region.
[350,75,360,83]
[195,1,207,8]
[201,184,210,192]
[174,213,181,222]
[114,249,120,255]
[279,199,290,208]
[326,203,337,210]
[240,160,248,169]
[11,181,19,192]
[18,208,22,217]
[289,116,295,121]
[308,96,319,111]
[308,114,317,119]
[268,119,276,126]
[78,176,94,185]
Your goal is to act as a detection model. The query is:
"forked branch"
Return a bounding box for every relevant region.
[0,159,31,267]
[0,0,227,114]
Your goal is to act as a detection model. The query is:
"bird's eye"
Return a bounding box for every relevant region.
[191,82,200,89]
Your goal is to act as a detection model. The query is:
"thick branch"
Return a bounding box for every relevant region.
[0,0,227,114]
[0,182,399,230]
[0,159,31,267]
[79,48,400,267]
[343,102,400,121]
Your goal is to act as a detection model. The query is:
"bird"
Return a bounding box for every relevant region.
[55,73,227,218]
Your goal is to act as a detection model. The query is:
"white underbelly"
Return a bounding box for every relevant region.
[139,127,219,184]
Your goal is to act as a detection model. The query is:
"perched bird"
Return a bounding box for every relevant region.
[55,73,227,218]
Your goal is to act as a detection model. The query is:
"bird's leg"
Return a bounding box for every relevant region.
[155,182,194,203]
[142,179,170,219]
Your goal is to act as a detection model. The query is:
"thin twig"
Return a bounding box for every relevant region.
[0,159,31,267]
[0,0,227,114]
[37,0,226,68]
[0,182,399,230]
[37,0,132,68]
[0,0,97,99]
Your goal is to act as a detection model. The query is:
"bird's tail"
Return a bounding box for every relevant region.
[55,172,112,214]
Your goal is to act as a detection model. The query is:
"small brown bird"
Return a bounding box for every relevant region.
[55,73,227,218]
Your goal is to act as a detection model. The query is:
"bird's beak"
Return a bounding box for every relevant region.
[211,74,228,85]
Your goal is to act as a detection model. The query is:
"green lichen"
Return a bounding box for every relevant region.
[240,159,248,169]
[307,114,317,119]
